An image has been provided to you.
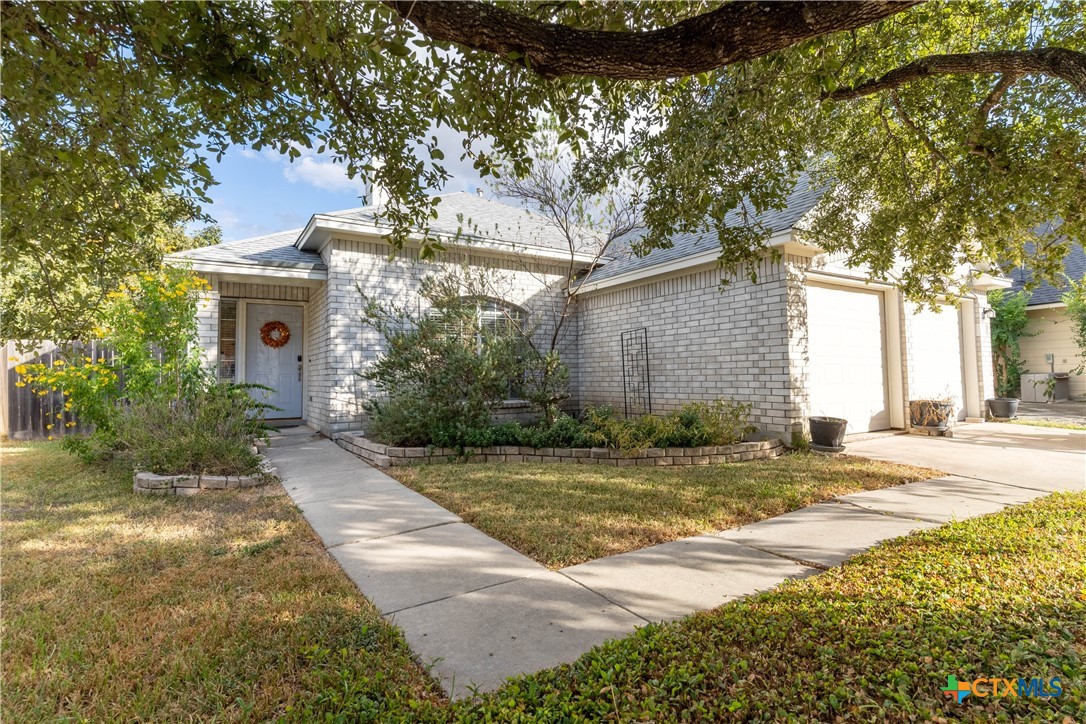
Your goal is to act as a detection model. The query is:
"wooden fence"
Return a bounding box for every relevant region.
[1,340,119,441]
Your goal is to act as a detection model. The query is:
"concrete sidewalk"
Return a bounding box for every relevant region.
[268,433,1062,698]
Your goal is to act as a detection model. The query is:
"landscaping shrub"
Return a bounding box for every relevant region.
[111,383,272,475]
[18,269,275,473]
[583,400,755,452]
[365,392,492,448]
[988,289,1036,398]
[444,413,596,449]
[360,274,565,447]
[1063,277,1086,375]
[368,398,755,452]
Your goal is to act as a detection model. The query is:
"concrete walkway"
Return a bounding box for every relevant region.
[845,422,1085,493]
[1015,400,1086,425]
[267,428,1078,698]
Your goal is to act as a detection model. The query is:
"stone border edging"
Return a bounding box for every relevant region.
[132,455,277,496]
[335,432,784,469]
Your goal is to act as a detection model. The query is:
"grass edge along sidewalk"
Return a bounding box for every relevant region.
[3,441,1082,722]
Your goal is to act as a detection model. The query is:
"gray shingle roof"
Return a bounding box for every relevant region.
[170,228,325,270]
[171,184,826,277]
[323,191,572,251]
[587,177,827,282]
[1009,228,1084,306]
[173,192,576,272]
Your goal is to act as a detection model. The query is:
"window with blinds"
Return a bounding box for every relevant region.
[425,297,528,399]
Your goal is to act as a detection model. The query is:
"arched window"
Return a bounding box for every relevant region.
[424,297,529,399]
[425,297,526,341]
[475,298,527,338]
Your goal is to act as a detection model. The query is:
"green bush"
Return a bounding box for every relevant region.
[988,289,1036,398]
[360,277,531,446]
[1063,277,1086,375]
[445,414,596,449]
[370,399,756,453]
[583,400,755,452]
[111,383,272,475]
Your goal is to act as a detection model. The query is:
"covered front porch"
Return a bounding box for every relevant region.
[167,225,329,428]
[197,276,324,425]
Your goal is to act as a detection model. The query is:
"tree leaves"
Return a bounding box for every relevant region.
[2,0,1082,334]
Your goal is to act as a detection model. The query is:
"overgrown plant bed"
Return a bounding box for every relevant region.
[336,432,784,469]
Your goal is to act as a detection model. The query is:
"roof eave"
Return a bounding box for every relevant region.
[968,272,1014,292]
[168,257,328,281]
[297,214,597,264]
[578,230,801,294]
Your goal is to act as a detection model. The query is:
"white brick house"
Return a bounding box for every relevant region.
[170,187,1008,439]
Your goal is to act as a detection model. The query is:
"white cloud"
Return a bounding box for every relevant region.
[209,205,280,240]
[238,144,361,195]
[281,148,360,194]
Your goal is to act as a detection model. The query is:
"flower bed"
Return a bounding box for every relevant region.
[132,454,277,496]
[336,431,784,469]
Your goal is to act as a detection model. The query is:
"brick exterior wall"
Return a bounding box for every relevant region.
[192,243,1000,440]
[575,256,811,437]
[195,289,220,372]
[974,299,997,406]
[305,280,331,432]
[319,238,575,435]
[217,281,310,302]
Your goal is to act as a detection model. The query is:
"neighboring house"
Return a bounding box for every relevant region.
[170,184,1007,439]
[1008,237,1086,399]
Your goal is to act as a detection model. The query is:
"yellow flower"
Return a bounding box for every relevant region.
[46,424,53,430]
[48,435,54,441]
[53,359,65,366]
[8,356,16,362]
[14,364,26,375]
[66,422,77,428]
[14,381,25,388]
[97,358,105,363]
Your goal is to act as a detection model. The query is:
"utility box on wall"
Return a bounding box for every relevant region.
[1020,372,1071,402]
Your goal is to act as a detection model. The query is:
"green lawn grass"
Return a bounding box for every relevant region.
[1,442,444,722]
[450,491,1086,722]
[5,443,1083,722]
[389,454,942,568]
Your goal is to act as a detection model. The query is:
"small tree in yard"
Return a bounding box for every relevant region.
[1062,278,1086,375]
[359,274,528,447]
[988,290,1035,399]
[17,268,271,473]
[481,126,641,421]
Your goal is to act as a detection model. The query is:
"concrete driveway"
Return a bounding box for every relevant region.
[846,423,1085,492]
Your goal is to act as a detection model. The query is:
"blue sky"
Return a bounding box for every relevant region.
[204,144,486,241]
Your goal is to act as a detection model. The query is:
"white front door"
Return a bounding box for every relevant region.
[245,303,304,419]
[806,283,891,433]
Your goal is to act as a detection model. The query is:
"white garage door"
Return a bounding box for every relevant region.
[806,283,890,433]
[907,305,965,421]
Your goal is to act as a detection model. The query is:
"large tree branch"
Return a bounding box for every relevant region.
[385,1,919,80]
[827,48,1086,100]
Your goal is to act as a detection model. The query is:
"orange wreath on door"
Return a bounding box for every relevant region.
[259,321,291,349]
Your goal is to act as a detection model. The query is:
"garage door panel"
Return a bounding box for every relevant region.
[907,305,965,421]
[806,284,890,433]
